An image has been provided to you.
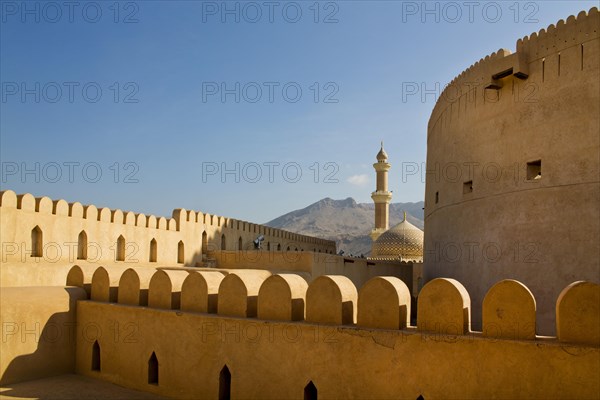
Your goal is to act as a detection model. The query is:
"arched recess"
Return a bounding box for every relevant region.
[202,231,208,256]
[149,238,157,263]
[31,226,42,257]
[116,235,126,261]
[177,241,185,264]
[77,231,88,260]
[221,234,226,251]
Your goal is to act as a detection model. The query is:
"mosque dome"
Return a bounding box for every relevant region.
[370,212,424,261]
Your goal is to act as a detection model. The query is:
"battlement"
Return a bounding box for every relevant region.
[69,265,599,346]
[0,190,334,246]
[428,7,599,134]
[0,190,336,283]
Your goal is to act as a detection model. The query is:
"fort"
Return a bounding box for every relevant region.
[1,6,599,400]
[424,7,600,336]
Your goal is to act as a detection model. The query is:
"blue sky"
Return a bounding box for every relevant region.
[1,0,597,223]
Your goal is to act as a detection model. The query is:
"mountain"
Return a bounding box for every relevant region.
[265,197,424,257]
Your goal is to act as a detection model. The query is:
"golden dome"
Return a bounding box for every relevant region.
[371,212,423,261]
[376,142,388,162]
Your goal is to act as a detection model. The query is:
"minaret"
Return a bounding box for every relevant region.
[370,142,392,242]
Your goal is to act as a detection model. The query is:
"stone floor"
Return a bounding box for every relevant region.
[0,374,167,400]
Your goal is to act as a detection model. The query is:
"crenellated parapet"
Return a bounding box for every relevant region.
[70,265,600,347]
[428,7,599,136]
[54,265,600,399]
[0,190,336,281]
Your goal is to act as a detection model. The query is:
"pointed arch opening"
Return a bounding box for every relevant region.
[304,381,317,400]
[267,242,270,251]
[149,238,157,263]
[77,231,88,260]
[91,340,101,371]
[177,241,185,264]
[219,365,231,400]
[202,231,208,257]
[116,235,125,261]
[238,236,243,251]
[277,244,281,251]
[148,352,159,385]
[31,226,42,257]
[221,234,226,251]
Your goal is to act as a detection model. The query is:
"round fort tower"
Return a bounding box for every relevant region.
[423,8,600,335]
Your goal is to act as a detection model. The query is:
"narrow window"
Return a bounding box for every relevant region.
[304,381,317,400]
[202,231,208,256]
[558,53,561,76]
[277,244,281,251]
[267,242,270,251]
[77,231,88,260]
[463,180,473,194]
[91,341,101,371]
[116,235,125,261]
[287,246,290,251]
[526,160,542,180]
[31,226,43,257]
[219,365,231,400]
[177,241,184,264]
[148,352,159,385]
[581,44,584,70]
[542,58,545,82]
[238,237,243,251]
[221,234,226,251]
[435,191,439,204]
[150,239,157,263]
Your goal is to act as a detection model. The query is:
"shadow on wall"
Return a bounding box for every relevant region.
[1,287,85,387]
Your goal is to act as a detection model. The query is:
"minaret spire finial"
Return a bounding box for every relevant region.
[403,211,407,222]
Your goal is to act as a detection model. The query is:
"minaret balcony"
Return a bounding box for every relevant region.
[371,191,392,203]
[372,162,391,172]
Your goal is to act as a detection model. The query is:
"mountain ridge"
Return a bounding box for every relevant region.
[265,197,424,256]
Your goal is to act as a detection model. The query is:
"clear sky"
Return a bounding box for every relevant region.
[1,0,597,223]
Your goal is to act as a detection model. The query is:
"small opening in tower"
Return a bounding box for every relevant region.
[463,180,473,194]
[542,58,545,82]
[148,352,159,385]
[304,381,317,400]
[435,191,439,204]
[91,341,101,371]
[526,160,542,180]
[219,365,231,400]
